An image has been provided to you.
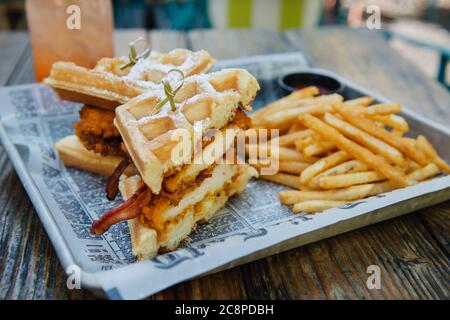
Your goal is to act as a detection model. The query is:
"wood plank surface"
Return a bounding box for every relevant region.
[0,32,29,86]
[0,29,449,300]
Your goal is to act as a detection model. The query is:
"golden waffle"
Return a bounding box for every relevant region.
[54,135,137,176]
[44,49,214,110]
[115,68,260,194]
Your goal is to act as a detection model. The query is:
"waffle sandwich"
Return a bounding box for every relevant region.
[44,49,214,109]
[46,49,214,176]
[91,68,260,259]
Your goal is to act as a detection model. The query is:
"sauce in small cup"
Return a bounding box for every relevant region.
[278,71,344,95]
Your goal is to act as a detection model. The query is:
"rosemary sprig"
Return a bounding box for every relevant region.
[120,37,151,70]
[154,69,185,113]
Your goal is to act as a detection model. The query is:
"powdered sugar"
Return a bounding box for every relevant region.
[123,49,205,89]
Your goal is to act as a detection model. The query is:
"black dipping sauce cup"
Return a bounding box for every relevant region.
[278,70,345,95]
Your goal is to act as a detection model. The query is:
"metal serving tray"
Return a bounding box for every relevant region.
[0,53,449,299]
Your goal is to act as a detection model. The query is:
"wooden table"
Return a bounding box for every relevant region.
[1,27,449,300]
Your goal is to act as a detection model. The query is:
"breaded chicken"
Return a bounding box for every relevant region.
[74,105,119,138]
[73,105,125,156]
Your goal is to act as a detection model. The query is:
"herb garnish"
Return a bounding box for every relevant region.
[154,69,185,113]
[120,37,151,70]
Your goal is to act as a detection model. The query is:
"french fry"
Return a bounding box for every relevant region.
[372,115,409,133]
[249,158,276,169]
[279,184,377,204]
[355,103,401,116]
[300,150,352,186]
[343,96,375,107]
[319,171,385,189]
[259,94,344,128]
[251,158,309,176]
[294,136,314,152]
[282,165,439,212]
[417,135,450,173]
[254,92,448,217]
[365,163,439,195]
[335,106,429,166]
[265,103,335,129]
[308,159,370,189]
[279,161,310,175]
[367,163,439,195]
[408,163,440,181]
[298,114,415,187]
[297,86,320,97]
[270,129,314,147]
[252,86,319,123]
[324,113,406,167]
[261,173,301,189]
[246,144,318,163]
[278,147,318,163]
[287,123,305,134]
[346,160,371,173]
[406,158,420,173]
[303,141,335,157]
[293,200,349,213]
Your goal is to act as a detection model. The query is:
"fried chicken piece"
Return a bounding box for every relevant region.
[74,105,125,156]
[74,105,120,139]
[80,133,125,156]
[139,109,251,228]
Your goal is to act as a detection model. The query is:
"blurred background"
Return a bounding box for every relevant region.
[1,0,449,88]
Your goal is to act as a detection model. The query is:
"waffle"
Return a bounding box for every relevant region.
[54,135,137,176]
[120,164,258,260]
[44,49,214,110]
[115,68,260,194]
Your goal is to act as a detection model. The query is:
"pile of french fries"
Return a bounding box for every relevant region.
[248,87,450,213]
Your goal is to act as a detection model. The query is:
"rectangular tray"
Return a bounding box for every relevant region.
[0,53,449,299]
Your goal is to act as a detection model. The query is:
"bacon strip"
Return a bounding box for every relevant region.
[195,171,212,184]
[105,157,130,200]
[91,186,151,235]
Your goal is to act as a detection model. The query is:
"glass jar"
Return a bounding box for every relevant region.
[26,0,114,81]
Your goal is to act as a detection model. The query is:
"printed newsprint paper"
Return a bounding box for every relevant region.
[0,53,449,299]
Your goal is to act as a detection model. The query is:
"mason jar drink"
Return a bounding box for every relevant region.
[26,0,114,81]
